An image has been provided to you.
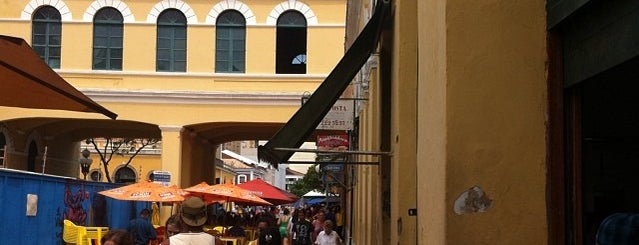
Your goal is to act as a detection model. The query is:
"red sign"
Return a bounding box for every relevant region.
[317,135,349,150]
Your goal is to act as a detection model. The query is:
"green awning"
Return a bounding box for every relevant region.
[258,0,389,167]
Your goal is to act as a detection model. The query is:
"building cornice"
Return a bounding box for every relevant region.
[57,69,328,80]
[81,89,306,106]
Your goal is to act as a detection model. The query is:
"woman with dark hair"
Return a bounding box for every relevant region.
[101,229,135,245]
[161,214,184,245]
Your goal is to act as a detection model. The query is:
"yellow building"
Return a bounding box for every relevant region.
[335,0,548,244]
[274,0,639,244]
[0,0,345,188]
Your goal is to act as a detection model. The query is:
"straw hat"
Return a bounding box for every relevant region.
[180,197,207,227]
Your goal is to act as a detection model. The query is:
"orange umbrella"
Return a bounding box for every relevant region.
[185,182,272,206]
[176,183,226,204]
[99,181,185,202]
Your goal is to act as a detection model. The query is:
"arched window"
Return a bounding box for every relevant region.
[114,166,137,183]
[237,175,247,184]
[32,6,62,68]
[93,7,123,70]
[157,9,187,72]
[215,10,246,73]
[276,11,307,74]
[0,133,6,167]
[89,169,103,182]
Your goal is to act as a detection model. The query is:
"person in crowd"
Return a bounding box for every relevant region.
[314,220,341,245]
[127,209,157,245]
[257,216,283,245]
[169,197,223,245]
[311,210,326,243]
[324,207,336,227]
[278,208,292,239]
[595,213,639,245]
[333,206,344,238]
[101,229,135,245]
[160,214,184,245]
[228,224,244,237]
[291,210,313,245]
[286,209,299,241]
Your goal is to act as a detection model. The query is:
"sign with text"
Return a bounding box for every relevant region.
[317,135,348,184]
[317,134,349,149]
[151,170,171,186]
[318,100,354,130]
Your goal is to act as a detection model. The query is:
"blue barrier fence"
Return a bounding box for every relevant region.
[0,168,149,244]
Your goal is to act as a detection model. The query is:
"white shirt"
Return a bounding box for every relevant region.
[314,230,341,245]
[169,232,216,245]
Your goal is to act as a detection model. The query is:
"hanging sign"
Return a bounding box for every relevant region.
[318,100,354,130]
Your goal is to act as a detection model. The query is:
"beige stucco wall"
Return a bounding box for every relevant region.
[418,0,548,244]
[390,0,418,243]
[354,73,382,244]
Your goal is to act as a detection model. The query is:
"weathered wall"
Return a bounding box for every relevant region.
[418,0,548,244]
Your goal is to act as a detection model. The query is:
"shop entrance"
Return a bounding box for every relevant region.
[566,58,639,244]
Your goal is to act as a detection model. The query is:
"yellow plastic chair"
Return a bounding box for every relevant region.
[63,219,90,245]
[85,226,109,245]
[213,226,225,234]
[63,219,109,245]
[244,229,256,241]
[219,237,238,245]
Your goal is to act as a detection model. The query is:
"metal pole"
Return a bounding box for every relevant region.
[349,165,354,245]
[273,147,391,156]
[41,146,47,174]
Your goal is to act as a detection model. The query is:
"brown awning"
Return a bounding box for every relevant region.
[0,35,117,119]
[258,0,389,166]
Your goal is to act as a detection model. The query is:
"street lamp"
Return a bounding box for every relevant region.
[79,149,93,180]
[301,91,311,106]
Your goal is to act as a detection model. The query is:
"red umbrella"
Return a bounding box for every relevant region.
[238,178,297,205]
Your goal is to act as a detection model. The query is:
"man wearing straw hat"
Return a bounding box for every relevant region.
[169,197,222,245]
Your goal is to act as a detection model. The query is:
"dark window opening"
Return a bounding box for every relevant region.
[92,7,123,70]
[27,141,37,172]
[156,9,187,72]
[276,11,307,74]
[114,166,136,183]
[216,10,246,73]
[90,170,103,181]
[32,6,61,68]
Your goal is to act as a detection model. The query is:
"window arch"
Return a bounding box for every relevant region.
[276,11,307,74]
[216,10,246,73]
[93,7,123,70]
[114,165,137,183]
[32,6,62,68]
[156,9,187,72]
[89,169,103,182]
[237,174,247,184]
